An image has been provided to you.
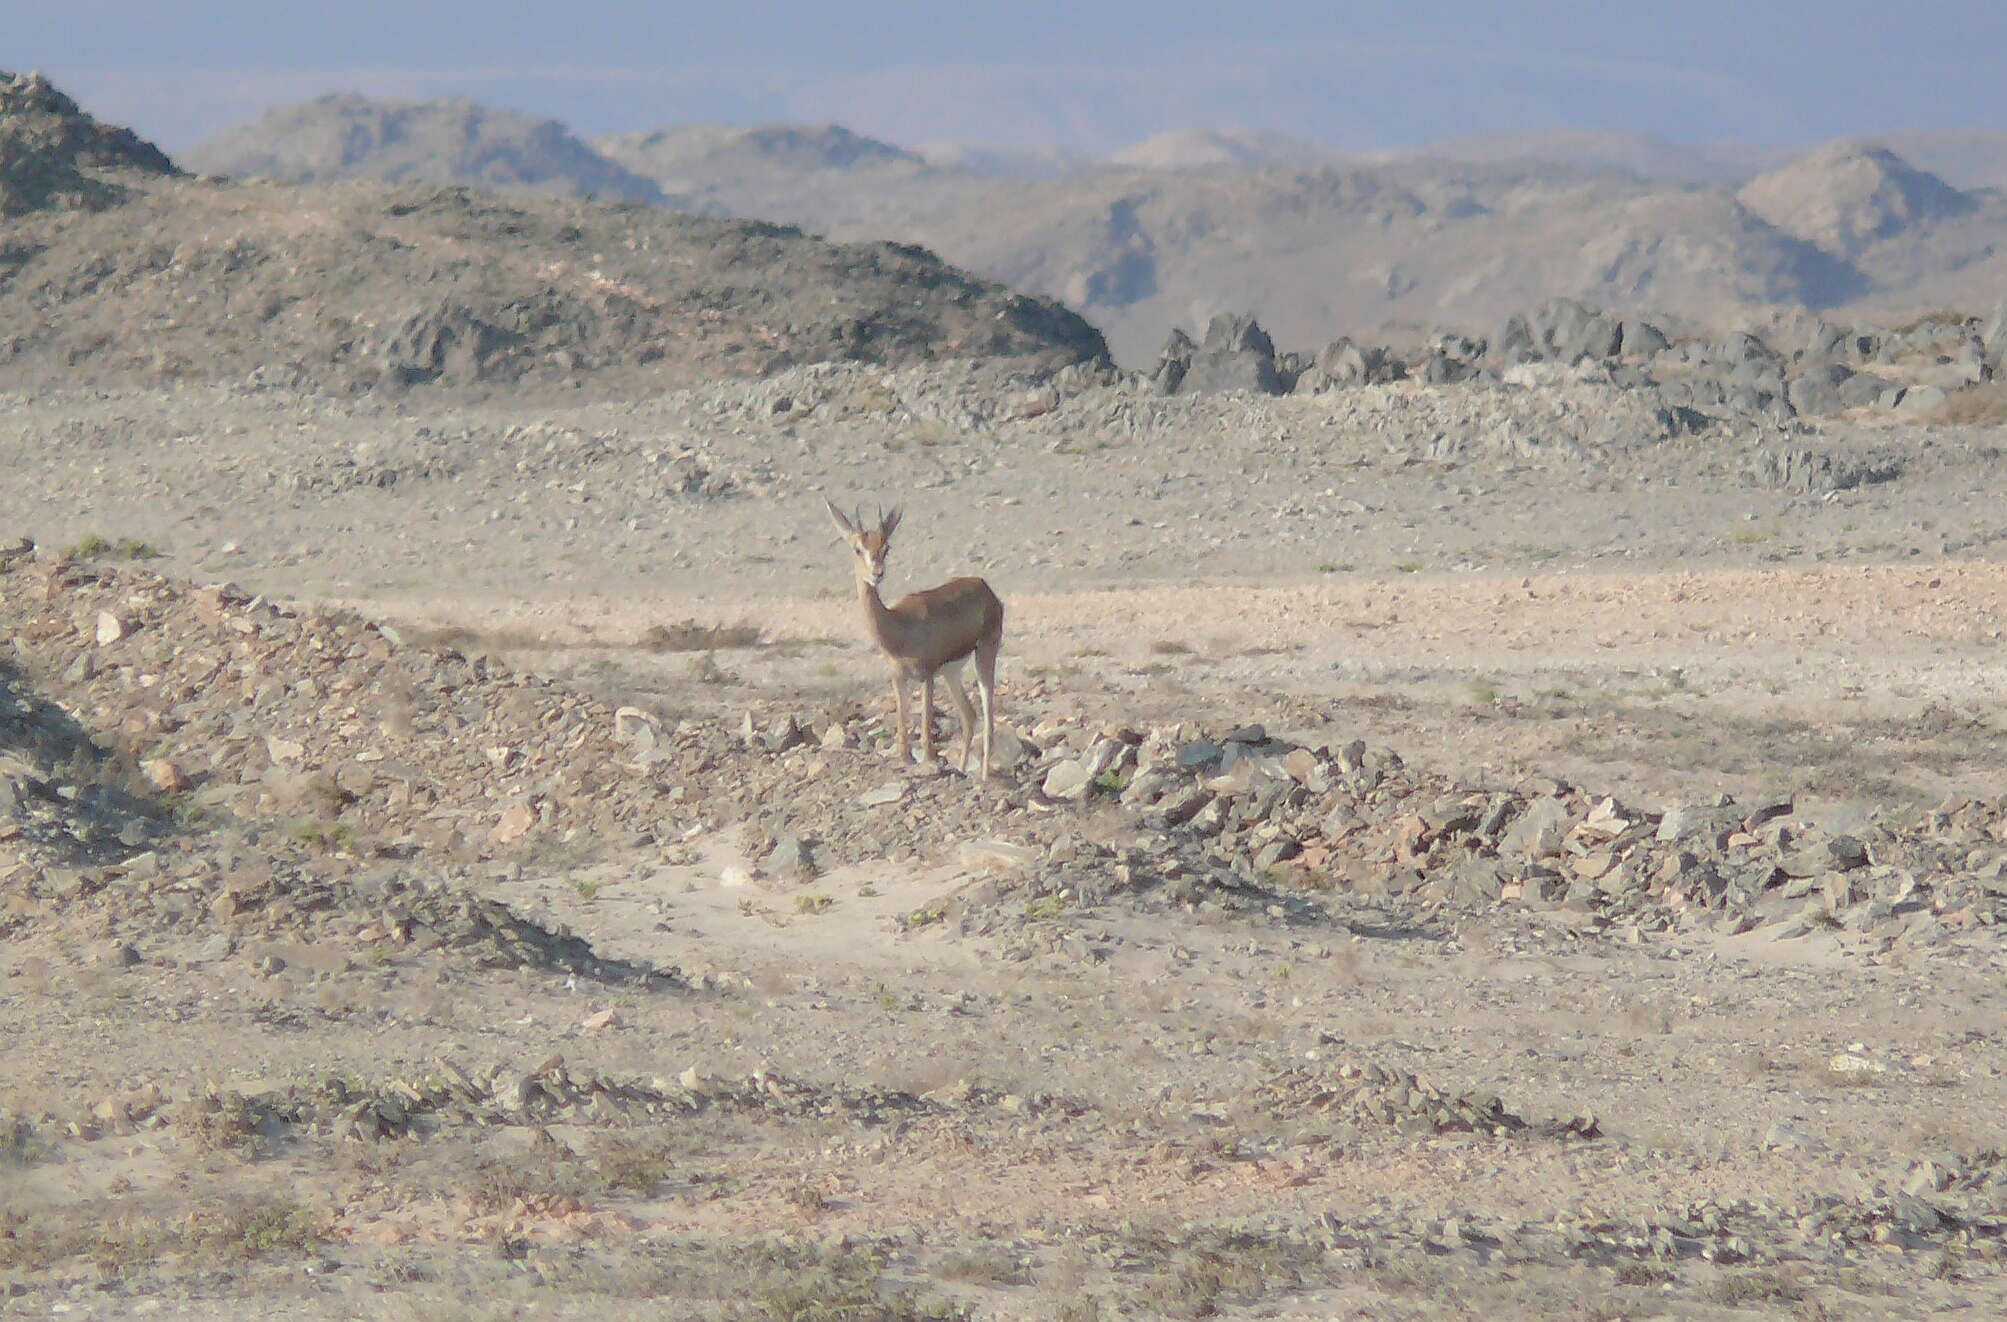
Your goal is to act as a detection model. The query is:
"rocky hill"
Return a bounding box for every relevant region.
[1866,128,2007,191]
[592,121,993,232]
[0,79,1106,396]
[900,163,1878,363]
[185,95,2007,367]
[0,69,178,216]
[180,93,664,204]
[1106,126,1353,171]
[1737,143,1980,257]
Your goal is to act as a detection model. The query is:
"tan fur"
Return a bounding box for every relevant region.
[825,499,1004,777]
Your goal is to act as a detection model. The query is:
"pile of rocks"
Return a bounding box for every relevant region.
[1257,1058,1599,1140]
[1024,718,2007,950]
[73,1054,1079,1150]
[10,549,2006,973]
[1148,298,2007,426]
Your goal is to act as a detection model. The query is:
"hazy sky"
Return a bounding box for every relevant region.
[19,1,2007,153]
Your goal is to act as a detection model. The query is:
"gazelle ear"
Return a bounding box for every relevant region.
[824,498,856,537]
[881,507,903,539]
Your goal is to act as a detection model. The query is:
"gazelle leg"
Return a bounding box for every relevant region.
[890,671,912,763]
[920,673,938,764]
[974,637,999,780]
[942,665,977,772]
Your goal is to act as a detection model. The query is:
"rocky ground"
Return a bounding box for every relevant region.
[3,355,2007,1320]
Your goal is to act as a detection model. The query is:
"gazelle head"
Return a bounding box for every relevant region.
[825,499,902,590]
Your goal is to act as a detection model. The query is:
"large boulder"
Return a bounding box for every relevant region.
[1489,314,1540,365]
[1531,298,1622,363]
[1618,319,1669,357]
[1718,330,1780,366]
[1786,362,1855,415]
[1158,313,1286,395]
[1150,327,1195,394]
[1983,301,2007,376]
[1421,330,1486,384]
[1804,320,1850,361]
[1299,336,1405,391]
[1838,370,1894,408]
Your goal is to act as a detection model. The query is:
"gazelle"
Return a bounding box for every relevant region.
[825,499,1003,778]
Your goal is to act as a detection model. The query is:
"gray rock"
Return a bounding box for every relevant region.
[1889,1193,1944,1235]
[1175,740,1223,770]
[1252,837,1300,869]
[858,781,906,807]
[766,834,813,877]
[1837,371,1894,407]
[1786,362,1854,415]
[1982,300,2007,359]
[1532,298,1619,362]
[1155,784,1213,827]
[1310,337,1371,386]
[1899,384,1947,414]
[1170,313,1286,396]
[334,760,375,797]
[1776,835,1867,877]
[1489,314,1539,365]
[1718,330,1777,365]
[1149,328,1194,395]
[1501,798,1572,859]
[760,715,805,753]
[1805,321,1849,360]
[959,839,1038,873]
[1902,1159,1956,1196]
[1765,1120,1824,1150]
[1619,319,1668,357]
[1041,759,1094,801]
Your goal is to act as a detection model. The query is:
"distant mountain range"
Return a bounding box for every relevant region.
[0,77,1106,396]
[184,96,2007,364]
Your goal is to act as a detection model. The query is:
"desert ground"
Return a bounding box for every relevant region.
[4,360,2007,1322]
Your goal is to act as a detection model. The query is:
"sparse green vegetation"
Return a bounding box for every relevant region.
[285,818,357,853]
[793,893,833,915]
[1731,522,1778,545]
[1023,893,1071,921]
[901,900,951,930]
[65,534,163,561]
[0,1197,326,1274]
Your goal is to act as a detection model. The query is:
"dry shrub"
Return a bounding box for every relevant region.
[1932,382,2007,428]
[172,1091,263,1154]
[641,619,762,652]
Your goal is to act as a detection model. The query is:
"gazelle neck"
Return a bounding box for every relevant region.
[858,577,904,648]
